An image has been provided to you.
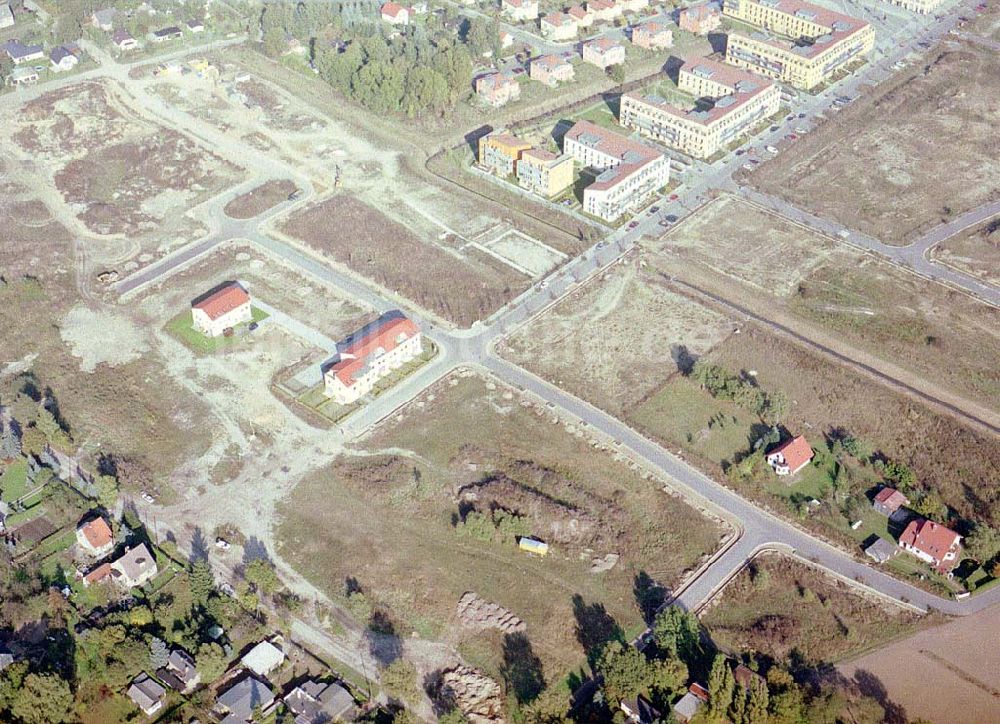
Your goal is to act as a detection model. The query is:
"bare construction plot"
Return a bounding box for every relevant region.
[839,604,1000,724]
[278,373,725,683]
[652,195,1000,416]
[930,216,1000,287]
[749,40,1000,245]
[503,261,733,415]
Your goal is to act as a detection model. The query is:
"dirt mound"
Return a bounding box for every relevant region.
[333,455,415,488]
[456,592,525,633]
[432,665,505,724]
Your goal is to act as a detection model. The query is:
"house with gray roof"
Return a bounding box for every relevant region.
[127,673,166,716]
[284,679,356,723]
[110,543,158,588]
[216,675,275,722]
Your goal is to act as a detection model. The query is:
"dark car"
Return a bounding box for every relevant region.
[664,214,678,223]
[649,205,659,214]
[769,125,779,131]
[248,322,259,331]
[628,220,639,230]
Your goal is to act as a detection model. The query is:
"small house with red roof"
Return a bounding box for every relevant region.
[673,682,709,722]
[873,487,910,517]
[582,37,626,69]
[899,519,962,574]
[323,314,422,405]
[766,435,813,476]
[76,515,114,557]
[191,282,252,338]
[380,2,410,25]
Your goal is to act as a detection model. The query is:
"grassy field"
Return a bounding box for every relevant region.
[0,459,29,503]
[748,40,1000,244]
[702,553,927,663]
[930,216,1000,287]
[164,306,269,353]
[278,374,724,686]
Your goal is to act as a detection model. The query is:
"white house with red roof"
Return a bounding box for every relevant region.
[582,37,625,69]
[191,282,252,338]
[766,435,813,476]
[540,12,578,41]
[76,516,114,558]
[380,2,410,25]
[898,519,962,574]
[324,314,422,405]
[502,0,539,21]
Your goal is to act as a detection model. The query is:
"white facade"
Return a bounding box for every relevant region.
[191,300,251,337]
[503,0,539,21]
[324,329,422,405]
[582,157,670,220]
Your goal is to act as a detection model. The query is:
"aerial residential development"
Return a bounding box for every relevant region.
[0,0,997,721]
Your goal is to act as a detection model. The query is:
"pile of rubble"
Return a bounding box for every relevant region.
[456,592,525,633]
[437,665,505,724]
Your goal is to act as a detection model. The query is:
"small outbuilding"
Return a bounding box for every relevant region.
[241,640,285,677]
[872,487,909,517]
[127,673,166,716]
[518,537,549,556]
[864,537,899,564]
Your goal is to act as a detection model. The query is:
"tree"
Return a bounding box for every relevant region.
[150,636,169,669]
[964,524,1000,563]
[190,559,215,605]
[262,25,286,57]
[10,674,73,724]
[708,654,735,716]
[745,676,769,723]
[245,558,280,595]
[523,685,571,723]
[95,474,119,512]
[609,63,626,84]
[381,659,419,705]
[597,641,687,708]
[1,421,21,459]
[652,606,701,661]
[196,642,228,682]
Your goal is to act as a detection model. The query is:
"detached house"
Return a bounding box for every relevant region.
[216,675,275,723]
[284,680,356,724]
[587,0,622,22]
[113,29,139,51]
[380,2,410,25]
[475,71,520,107]
[540,12,578,41]
[4,40,44,65]
[679,3,721,35]
[899,519,962,574]
[567,5,595,28]
[191,282,252,337]
[127,674,166,716]
[151,26,183,42]
[110,543,159,588]
[873,487,910,517]
[502,0,539,21]
[76,516,114,558]
[0,4,15,30]
[530,53,575,86]
[582,37,625,69]
[50,45,79,72]
[91,8,118,32]
[631,20,673,50]
[323,314,422,405]
[766,435,813,476]
[157,648,200,693]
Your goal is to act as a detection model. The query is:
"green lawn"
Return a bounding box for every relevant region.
[31,528,77,559]
[0,459,29,502]
[165,306,269,353]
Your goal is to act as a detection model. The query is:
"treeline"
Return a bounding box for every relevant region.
[690,360,788,425]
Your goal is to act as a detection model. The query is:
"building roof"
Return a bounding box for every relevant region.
[483,131,529,150]
[533,53,571,70]
[284,680,355,723]
[477,71,516,92]
[564,120,663,192]
[874,487,909,510]
[635,20,668,34]
[84,562,113,585]
[769,435,813,471]
[187,18,204,29]
[127,674,166,711]
[900,519,961,561]
[166,648,199,684]
[110,544,157,585]
[504,0,534,7]
[218,675,275,718]
[733,663,764,689]
[586,36,623,53]
[327,315,420,387]
[865,537,898,563]
[78,517,113,549]
[730,0,870,60]
[241,640,285,676]
[92,8,118,25]
[542,11,575,27]
[5,40,43,60]
[682,3,719,19]
[521,148,560,163]
[192,282,251,321]
[568,5,591,19]
[112,28,135,44]
[381,1,407,17]
[50,45,76,64]
[153,25,182,36]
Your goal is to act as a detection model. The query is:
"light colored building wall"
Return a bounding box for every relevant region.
[191,302,252,337]
[879,0,941,13]
[324,333,422,404]
[517,154,574,196]
[582,156,670,220]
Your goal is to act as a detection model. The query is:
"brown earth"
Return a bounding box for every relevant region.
[280,195,531,327]
[748,41,1000,244]
[223,179,298,220]
[930,216,1000,287]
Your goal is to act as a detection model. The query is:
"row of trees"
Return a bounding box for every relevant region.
[690,360,789,426]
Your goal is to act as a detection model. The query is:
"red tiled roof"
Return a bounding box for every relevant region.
[84,562,113,585]
[771,435,813,471]
[79,517,113,549]
[689,683,710,702]
[587,36,622,52]
[192,283,250,321]
[874,487,909,509]
[329,316,419,387]
[534,54,570,70]
[682,3,719,19]
[381,1,406,17]
[900,519,961,562]
[564,120,663,192]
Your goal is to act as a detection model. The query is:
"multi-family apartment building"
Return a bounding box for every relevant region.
[583,37,626,69]
[530,54,575,86]
[324,315,422,405]
[563,121,670,221]
[678,3,722,34]
[722,0,875,89]
[879,0,942,13]
[540,12,579,40]
[587,0,623,22]
[475,71,521,106]
[620,56,781,158]
[619,0,650,12]
[631,20,673,50]
[502,0,539,21]
[479,131,532,176]
[516,149,575,197]
[567,5,595,28]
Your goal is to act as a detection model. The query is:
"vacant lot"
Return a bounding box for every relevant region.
[503,262,733,415]
[708,326,1000,526]
[703,554,925,663]
[6,81,240,238]
[224,179,297,219]
[653,197,1000,414]
[652,195,857,296]
[278,374,724,683]
[280,194,531,326]
[930,216,1000,286]
[749,41,1000,244]
[839,604,1000,724]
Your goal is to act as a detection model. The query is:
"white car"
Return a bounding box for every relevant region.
[215,538,232,551]
[140,492,155,503]
[765,145,779,154]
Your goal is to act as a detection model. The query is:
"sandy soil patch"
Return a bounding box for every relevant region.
[839,605,1000,724]
[61,305,150,372]
[503,261,732,414]
[749,41,1000,244]
[930,216,1000,287]
[224,179,298,220]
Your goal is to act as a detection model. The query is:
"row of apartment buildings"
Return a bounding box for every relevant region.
[478,132,576,198]
[722,0,875,89]
[539,0,652,40]
[620,55,781,158]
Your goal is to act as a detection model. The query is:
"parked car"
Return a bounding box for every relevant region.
[648,206,659,214]
[248,321,259,331]
[628,220,639,230]
[215,538,232,551]
[765,145,779,154]
[668,193,679,201]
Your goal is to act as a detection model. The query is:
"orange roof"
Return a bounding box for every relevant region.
[771,435,813,471]
[84,562,113,585]
[79,517,113,549]
[900,519,961,562]
[874,487,909,509]
[328,316,420,387]
[192,283,250,321]
[689,683,710,702]
[381,1,406,17]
